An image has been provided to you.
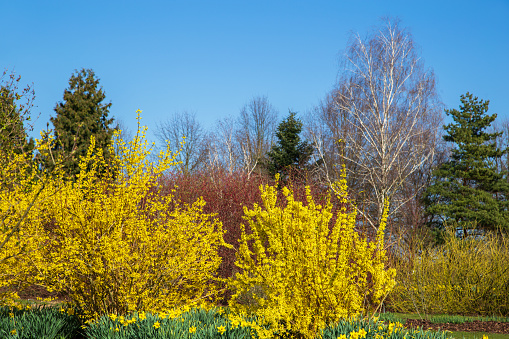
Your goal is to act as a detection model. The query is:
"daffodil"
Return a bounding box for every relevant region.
[217,325,226,334]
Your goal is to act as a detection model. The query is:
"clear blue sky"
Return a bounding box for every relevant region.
[2,0,508,145]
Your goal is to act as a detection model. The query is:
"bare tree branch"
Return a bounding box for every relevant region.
[155,111,209,175]
[236,96,278,177]
[308,19,443,229]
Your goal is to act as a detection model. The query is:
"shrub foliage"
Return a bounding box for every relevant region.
[390,225,509,316]
[1,111,229,320]
[228,169,396,339]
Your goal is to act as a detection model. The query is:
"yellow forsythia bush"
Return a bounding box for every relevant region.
[0,149,49,306]
[26,112,228,320]
[229,170,396,339]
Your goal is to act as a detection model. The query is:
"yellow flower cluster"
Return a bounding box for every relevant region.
[229,168,396,339]
[0,111,229,319]
[336,328,368,339]
[386,321,404,335]
[0,136,57,306]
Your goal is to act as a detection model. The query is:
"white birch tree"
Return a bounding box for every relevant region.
[311,19,443,229]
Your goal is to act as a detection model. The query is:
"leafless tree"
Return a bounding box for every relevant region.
[155,111,208,175]
[207,116,241,174]
[309,19,443,229]
[490,118,509,181]
[306,91,366,192]
[236,96,278,177]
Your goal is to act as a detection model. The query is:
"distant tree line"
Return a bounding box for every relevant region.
[2,18,509,242]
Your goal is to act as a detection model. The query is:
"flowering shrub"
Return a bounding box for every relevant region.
[160,168,348,305]
[0,139,55,306]
[390,225,509,316]
[228,169,396,339]
[159,169,267,286]
[12,111,230,320]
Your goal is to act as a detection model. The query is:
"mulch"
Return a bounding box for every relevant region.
[404,319,509,335]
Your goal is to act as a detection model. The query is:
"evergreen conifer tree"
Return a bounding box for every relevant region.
[266,111,313,180]
[50,68,114,177]
[423,93,509,232]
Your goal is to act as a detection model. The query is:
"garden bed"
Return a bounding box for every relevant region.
[404,319,509,335]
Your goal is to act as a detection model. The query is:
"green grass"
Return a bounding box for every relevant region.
[378,312,509,324]
[447,331,509,339]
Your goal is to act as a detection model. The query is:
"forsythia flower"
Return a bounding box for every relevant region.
[153,322,160,329]
[229,168,395,339]
[1,112,228,320]
[189,326,197,333]
[10,329,16,335]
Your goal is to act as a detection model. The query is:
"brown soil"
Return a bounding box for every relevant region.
[404,319,509,335]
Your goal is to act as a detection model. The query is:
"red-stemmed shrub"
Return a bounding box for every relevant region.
[158,167,359,304]
[158,169,268,282]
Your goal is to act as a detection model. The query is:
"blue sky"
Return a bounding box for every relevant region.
[2,0,509,145]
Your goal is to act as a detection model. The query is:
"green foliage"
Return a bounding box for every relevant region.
[376,312,509,324]
[84,306,258,339]
[0,305,457,339]
[423,92,509,232]
[85,307,449,339]
[389,225,509,316]
[48,68,114,177]
[266,111,313,180]
[321,317,449,339]
[0,304,81,339]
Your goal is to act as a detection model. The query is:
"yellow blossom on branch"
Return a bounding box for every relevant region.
[229,168,396,339]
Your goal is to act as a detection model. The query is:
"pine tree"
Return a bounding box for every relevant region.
[50,68,114,177]
[266,111,313,180]
[423,92,509,232]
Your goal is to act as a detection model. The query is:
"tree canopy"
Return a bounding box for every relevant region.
[49,68,114,177]
[266,111,313,180]
[423,92,509,232]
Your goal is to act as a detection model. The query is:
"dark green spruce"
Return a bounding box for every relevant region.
[423,92,509,232]
[49,68,114,178]
[266,111,313,180]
